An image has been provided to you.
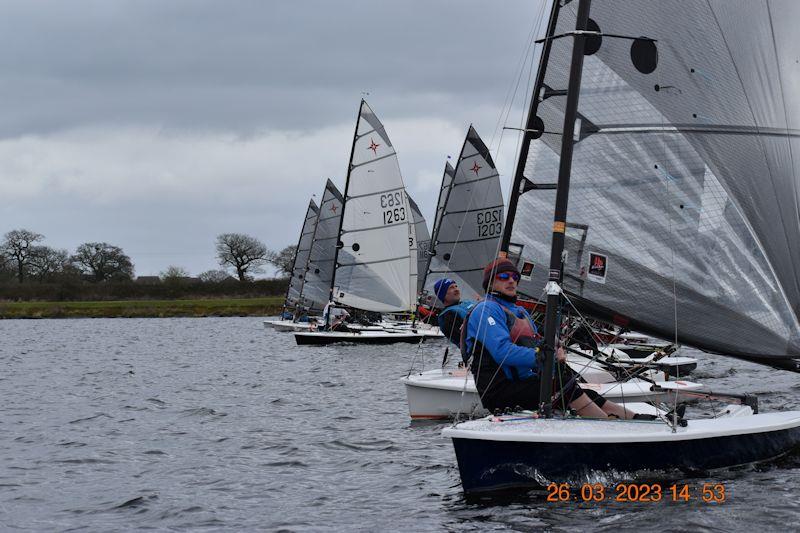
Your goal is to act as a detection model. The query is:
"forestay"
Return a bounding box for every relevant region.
[302,180,344,312]
[284,199,319,311]
[333,100,413,313]
[511,0,800,358]
[425,126,504,302]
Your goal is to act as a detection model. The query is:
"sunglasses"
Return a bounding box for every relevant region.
[495,272,520,282]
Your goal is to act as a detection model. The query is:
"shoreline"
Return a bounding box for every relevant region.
[0,297,283,319]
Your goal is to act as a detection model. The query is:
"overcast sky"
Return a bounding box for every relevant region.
[0,0,548,276]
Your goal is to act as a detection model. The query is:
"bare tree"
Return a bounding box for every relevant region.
[199,269,234,283]
[71,242,135,282]
[215,233,271,281]
[270,245,297,277]
[1,229,44,283]
[28,246,71,281]
[160,265,189,283]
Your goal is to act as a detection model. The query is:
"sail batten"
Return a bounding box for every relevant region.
[509,0,800,358]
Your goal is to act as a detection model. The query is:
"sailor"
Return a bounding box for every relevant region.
[321,301,351,332]
[434,278,476,350]
[464,258,641,419]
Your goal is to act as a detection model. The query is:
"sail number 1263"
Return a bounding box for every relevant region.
[380,192,406,225]
[545,483,726,503]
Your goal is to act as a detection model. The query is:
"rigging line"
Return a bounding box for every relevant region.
[488,0,547,152]
[558,290,664,407]
[707,0,800,322]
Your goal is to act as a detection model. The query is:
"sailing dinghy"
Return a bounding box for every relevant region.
[295,100,442,345]
[264,198,320,332]
[444,0,800,491]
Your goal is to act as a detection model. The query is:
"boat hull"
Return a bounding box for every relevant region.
[445,412,800,492]
[402,369,700,420]
[263,320,314,332]
[294,330,441,346]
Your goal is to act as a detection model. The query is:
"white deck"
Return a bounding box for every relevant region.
[443,410,800,443]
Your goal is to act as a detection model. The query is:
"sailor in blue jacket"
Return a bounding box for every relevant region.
[434,278,476,348]
[465,258,640,419]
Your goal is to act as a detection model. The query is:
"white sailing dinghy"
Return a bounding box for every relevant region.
[444,0,800,492]
[264,198,320,332]
[295,100,442,346]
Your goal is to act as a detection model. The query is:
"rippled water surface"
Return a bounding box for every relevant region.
[1,317,799,531]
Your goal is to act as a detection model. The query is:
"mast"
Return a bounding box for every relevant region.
[500,0,562,255]
[326,99,363,325]
[539,0,592,417]
[419,161,456,301]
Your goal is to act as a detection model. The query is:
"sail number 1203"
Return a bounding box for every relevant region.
[546,483,726,503]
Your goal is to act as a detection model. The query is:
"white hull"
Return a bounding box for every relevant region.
[263,319,315,332]
[402,358,703,420]
[295,328,443,345]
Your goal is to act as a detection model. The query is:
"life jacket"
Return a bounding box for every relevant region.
[459,296,541,382]
[437,301,474,332]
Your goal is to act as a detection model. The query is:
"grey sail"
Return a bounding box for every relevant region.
[510,0,800,359]
[333,100,413,313]
[407,194,431,295]
[425,126,504,303]
[419,161,456,301]
[433,162,455,242]
[284,199,320,312]
[302,179,344,312]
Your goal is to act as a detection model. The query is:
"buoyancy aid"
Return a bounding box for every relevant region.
[437,301,475,330]
[460,293,541,385]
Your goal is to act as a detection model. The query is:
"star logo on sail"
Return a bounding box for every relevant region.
[471,162,482,175]
[330,204,338,213]
[368,138,380,155]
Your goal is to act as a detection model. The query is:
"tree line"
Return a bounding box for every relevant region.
[0,229,297,285]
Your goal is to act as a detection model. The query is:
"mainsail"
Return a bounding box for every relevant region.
[508,0,800,359]
[332,100,413,313]
[424,126,504,302]
[284,199,319,312]
[408,194,431,295]
[302,179,344,312]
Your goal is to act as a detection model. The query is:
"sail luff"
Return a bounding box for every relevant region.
[326,101,364,323]
[420,162,456,299]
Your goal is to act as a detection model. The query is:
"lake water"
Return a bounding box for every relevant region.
[1,317,799,531]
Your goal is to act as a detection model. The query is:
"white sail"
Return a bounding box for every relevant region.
[333,100,413,313]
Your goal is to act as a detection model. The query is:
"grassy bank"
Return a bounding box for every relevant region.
[0,297,284,319]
